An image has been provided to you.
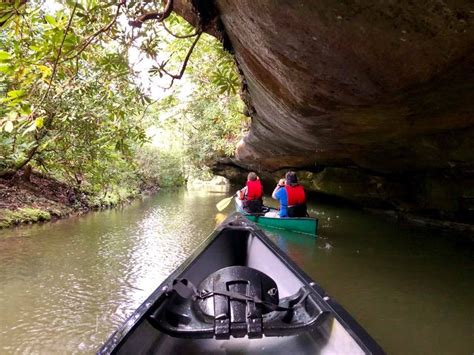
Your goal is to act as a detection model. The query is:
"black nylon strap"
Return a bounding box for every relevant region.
[170,278,310,312]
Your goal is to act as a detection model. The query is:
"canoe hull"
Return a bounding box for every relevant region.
[99,214,382,354]
[244,214,317,235]
[235,198,318,235]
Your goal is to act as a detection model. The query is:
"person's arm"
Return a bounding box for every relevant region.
[238,186,247,200]
[272,179,285,199]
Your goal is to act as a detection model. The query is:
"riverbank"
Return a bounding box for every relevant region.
[0,172,157,229]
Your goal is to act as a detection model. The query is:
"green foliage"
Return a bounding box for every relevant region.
[0,1,149,191]
[0,1,247,198]
[135,145,186,188]
[87,186,139,209]
[210,65,240,96]
[152,30,249,173]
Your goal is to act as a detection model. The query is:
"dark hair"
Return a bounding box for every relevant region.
[247,172,258,181]
[285,171,298,186]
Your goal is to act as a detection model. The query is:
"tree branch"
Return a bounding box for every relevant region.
[0,0,27,28]
[138,98,159,122]
[128,0,173,28]
[28,1,77,121]
[158,32,202,89]
[62,1,125,62]
[13,4,78,175]
[162,21,200,39]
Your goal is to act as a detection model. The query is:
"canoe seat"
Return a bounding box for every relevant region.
[148,266,330,339]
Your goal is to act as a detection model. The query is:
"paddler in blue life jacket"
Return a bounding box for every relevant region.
[267,171,307,218]
[238,172,264,213]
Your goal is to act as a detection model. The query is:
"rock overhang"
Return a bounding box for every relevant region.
[173,0,474,223]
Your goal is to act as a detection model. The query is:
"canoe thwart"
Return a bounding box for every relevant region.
[148,265,330,339]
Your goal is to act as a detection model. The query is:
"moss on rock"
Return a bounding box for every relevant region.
[0,208,51,228]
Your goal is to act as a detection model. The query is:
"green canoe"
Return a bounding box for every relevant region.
[235,198,318,236]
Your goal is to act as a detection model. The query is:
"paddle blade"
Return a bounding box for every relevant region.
[216,196,233,211]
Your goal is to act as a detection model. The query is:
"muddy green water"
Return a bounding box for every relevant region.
[0,190,472,354]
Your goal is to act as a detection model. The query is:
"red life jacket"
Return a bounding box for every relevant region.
[246,180,263,200]
[285,185,306,205]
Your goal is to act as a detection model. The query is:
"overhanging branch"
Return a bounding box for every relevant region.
[0,0,27,28]
[162,21,200,39]
[128,0,173,27]
[33,2,78,117]
[62,1,125,62]
[157,31,202,89]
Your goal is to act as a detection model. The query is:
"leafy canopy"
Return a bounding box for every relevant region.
[0,0,247,190]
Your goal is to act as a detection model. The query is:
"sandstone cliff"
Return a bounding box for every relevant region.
[174,0,474,225]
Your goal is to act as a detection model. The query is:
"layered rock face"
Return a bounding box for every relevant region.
[176,1,474,223]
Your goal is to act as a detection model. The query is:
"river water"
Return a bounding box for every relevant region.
[0,189,472,354]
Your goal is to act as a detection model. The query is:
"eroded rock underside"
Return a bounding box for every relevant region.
[175,0,474,224]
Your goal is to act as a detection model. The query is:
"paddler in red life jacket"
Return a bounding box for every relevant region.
[238,172,264,213]
[271,171,308,217]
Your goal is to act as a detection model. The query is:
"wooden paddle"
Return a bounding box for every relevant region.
[216,195,235,211]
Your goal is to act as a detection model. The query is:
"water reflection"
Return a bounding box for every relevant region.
[264,229,317,266]
[0,190,227,354]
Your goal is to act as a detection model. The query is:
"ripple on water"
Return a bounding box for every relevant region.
[0,192,218,354]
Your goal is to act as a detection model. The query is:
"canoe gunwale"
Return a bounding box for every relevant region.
[98,213,383,354]
[98,222,226,353]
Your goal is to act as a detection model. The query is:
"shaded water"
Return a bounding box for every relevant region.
[0,190,472,354]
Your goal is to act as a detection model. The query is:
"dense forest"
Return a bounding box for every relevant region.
[0,0,247,226]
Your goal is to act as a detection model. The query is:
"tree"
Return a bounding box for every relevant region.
[0,1,148,184]
[0,0,246,190]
